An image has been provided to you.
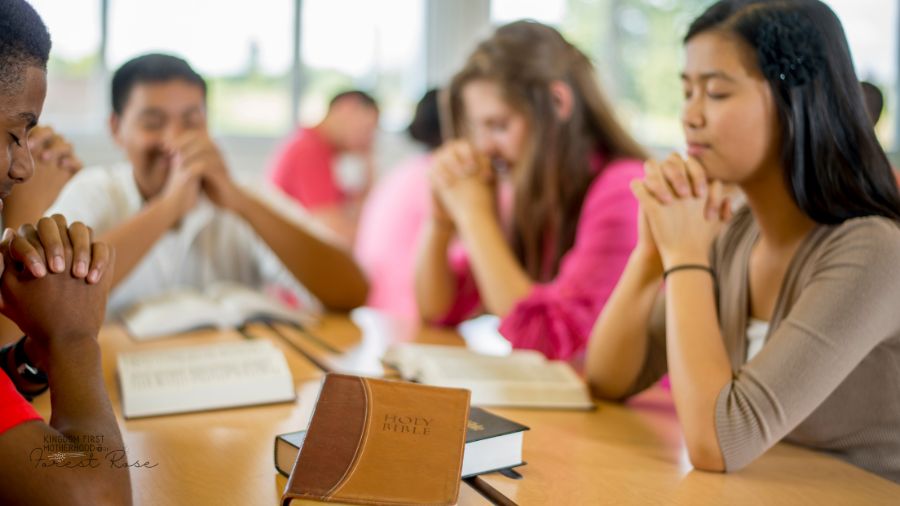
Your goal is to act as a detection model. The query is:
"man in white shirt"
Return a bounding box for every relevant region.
[43,53,368,316]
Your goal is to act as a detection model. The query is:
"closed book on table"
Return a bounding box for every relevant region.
[276,407,528,478]
[463,407,528,477]
[282,373,470,506]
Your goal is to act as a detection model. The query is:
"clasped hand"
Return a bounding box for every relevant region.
[0,215,114,358]
[428,140,497,228]
[160,131,238,216]
[630,153,734,270]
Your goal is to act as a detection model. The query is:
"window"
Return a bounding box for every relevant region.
[491,0,712,150]
[825,0,896,149]
[107,0,295,136]
[493,0,896,151]
[27,0,899,153]
[300,0,425,131]
[491,0,566,25]
[30,0,104,134]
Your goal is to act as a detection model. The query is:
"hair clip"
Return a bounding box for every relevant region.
[754,10,825,88]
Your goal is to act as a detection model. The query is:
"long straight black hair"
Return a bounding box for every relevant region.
[686,0,900,223]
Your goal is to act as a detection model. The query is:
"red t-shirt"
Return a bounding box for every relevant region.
[0,371,41,435]
[268,127,344,209]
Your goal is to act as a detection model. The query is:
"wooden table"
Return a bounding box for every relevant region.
[34,309,900,505]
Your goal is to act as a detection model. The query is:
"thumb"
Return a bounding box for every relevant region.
[0,228,14,280]
[1,227,14,249]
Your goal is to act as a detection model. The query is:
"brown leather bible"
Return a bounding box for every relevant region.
[282,373,471,506]
[275,407,528,478]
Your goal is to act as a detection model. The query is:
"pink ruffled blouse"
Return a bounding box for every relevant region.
[436,157,644,360]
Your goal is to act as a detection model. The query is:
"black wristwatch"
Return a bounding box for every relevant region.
[14,336,48,385]
[1,336,49,400]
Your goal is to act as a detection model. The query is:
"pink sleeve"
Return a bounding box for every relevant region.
[268,135,342,209]
[498,160,642,359]
[432,243,482,326]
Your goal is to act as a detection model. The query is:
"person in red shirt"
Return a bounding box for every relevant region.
[268,91,379,243]
[0,2,131,504]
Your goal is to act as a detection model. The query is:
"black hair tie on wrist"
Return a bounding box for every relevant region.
[663,264,715,281]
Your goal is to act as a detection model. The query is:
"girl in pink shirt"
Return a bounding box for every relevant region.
[355,91,443,319]
[416,21,647,360]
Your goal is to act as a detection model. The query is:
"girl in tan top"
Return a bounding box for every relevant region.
[586,0,900,483]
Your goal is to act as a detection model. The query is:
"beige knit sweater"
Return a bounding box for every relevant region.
[626,207,900,483]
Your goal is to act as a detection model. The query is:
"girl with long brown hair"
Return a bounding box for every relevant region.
[415,20,646,359]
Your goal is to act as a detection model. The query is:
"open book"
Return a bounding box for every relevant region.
[382,344,594,409]
[117,340,295,418]
[121,282,317,341]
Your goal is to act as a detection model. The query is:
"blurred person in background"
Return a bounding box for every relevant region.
[415,21,647,360]
[42,54,368,317]
[268,90,379,244]
[354,89,445,319]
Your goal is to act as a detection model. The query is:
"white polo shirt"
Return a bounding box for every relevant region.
[48,163,320,317]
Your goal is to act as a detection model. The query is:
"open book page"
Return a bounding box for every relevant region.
[117,340,295,418]
[122,282,317,341]
[121,290,231,340]
[206,283,316,328]
[383,344,593,409]
[382,343,546,379]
